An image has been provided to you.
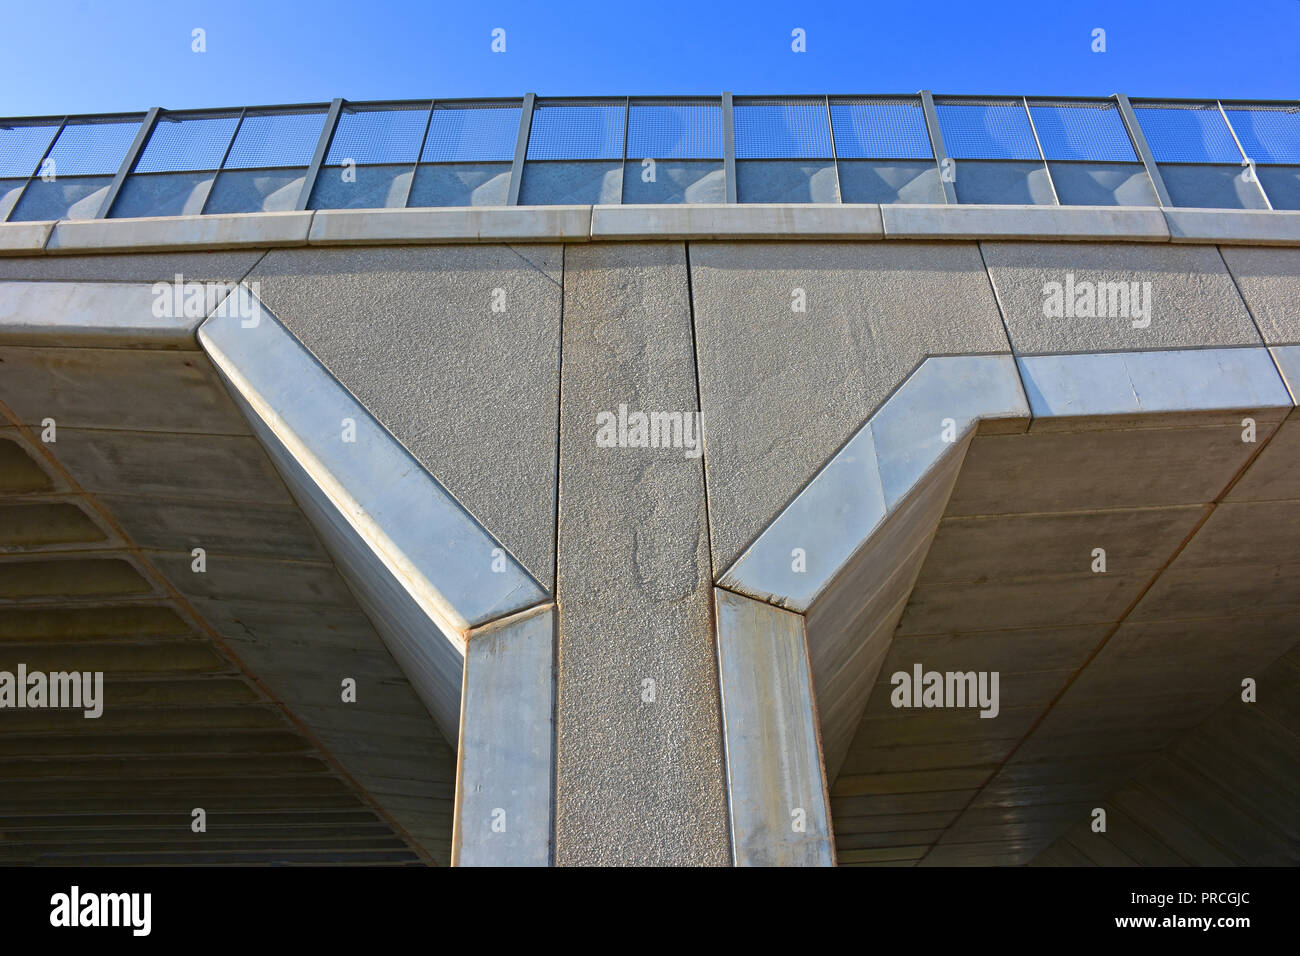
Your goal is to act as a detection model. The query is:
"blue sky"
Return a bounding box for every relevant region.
[2,0,1296,116]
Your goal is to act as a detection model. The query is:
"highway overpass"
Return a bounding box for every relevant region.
[0,93,1297,866]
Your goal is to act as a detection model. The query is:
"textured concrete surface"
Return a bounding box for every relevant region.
[1220,246,1300,344]
[690,241,1011,571]
[882,204,1170,241]
[248,244,562,586]
[555,241,729,865]
[981,241,1261,353]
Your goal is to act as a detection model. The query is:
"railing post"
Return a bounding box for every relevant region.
[506,93,535,206]
[919,90,956,205]
[1114,93,1173,208]
[1022,96,1060,205]
[722,91,738,203]
[1218,100,1273,210]
[96,106,161,219]
[296,97,344,212]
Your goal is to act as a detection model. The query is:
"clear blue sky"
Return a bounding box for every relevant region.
[2,0,1297,116]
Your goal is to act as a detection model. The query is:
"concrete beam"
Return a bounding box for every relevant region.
[198,290,547,743]
[715,588,834,866]
[0,280,203,349]
[452,605,555,867]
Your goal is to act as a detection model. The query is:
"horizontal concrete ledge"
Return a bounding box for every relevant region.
[882,204,1171,241]
[9,205,1300,252]
[1018,347,1295,431]
[0,280,201,349]
[309,206,592,244]
[1164,208,1300,245]
[45,211,314,254]
[592,203,884,239]
[0,221,55,255]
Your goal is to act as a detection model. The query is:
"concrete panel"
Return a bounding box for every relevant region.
[0,346,250,433]
[1227,416,1300,501]
[981,241,1260,353]
[149,552,354,608]
[0,280,203,349]
[690,242,1011,571]
[0,251,263,283]
[453,606,555,867]
[1163,208,1300,245]
[308,206,591,244]
[0,222,53,255]
[885,625,1108,676]
[715,588,834,866]
[555,242,729,865]
[947,424,1263,516]
[1176,500,1300,568]
[915,506,1207,585]
[48,429,294,504]
[47,211,312,253]
[247,244,562,586]
[882,204,1170,241]
[1219,246,1300,344]
[97,493,328,561]
[591,203,883,240]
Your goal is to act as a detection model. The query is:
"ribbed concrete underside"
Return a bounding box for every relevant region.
[832,411,1300,865]
[0,341,453,864]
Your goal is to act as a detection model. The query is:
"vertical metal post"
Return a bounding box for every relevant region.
[296,97,344,211]
[96,107,161,218]
[619,95,630,205]
[1022,97,1060,205]
[722,91,737,203]
[199,108,246,216]
[3,116,66,222]
[1114,94,1173,208]
[401,100,436,209]
[506,93,535,206]
[1218,100,1273,210]
[824,95,843,203]
[919,90,957,204]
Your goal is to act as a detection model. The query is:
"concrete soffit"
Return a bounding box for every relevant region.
[712,346,1298,865]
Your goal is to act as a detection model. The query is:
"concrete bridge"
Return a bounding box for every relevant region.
[0,93,1298,866]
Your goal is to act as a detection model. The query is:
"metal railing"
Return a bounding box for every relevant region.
[0,92,1296,221]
